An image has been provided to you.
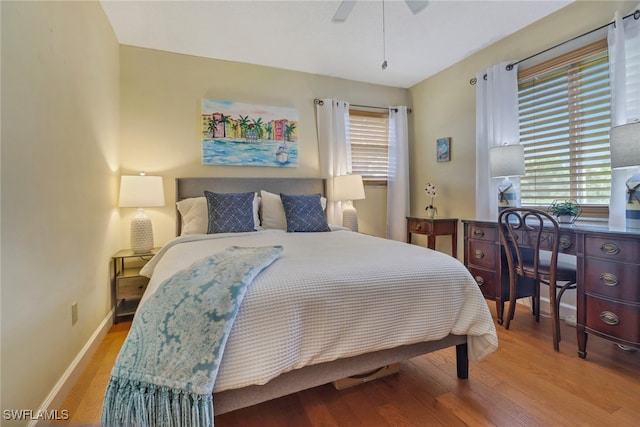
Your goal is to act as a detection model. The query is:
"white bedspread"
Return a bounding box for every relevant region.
[140,229,498,393]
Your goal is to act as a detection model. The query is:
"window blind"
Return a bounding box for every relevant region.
[518,41,611,207]
[349,110,389,183]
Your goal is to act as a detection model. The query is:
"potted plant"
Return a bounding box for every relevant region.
[548,200,581,224]
[424,182,438,218]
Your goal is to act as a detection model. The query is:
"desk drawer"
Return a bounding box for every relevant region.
[466,266,497,299]
[585,296,640,343]
[117,275,149,300]
[467,240,496,269]
[468,224,497,242]
[584,236,640,262]
[516,230,576,254]
[584,258,640,302]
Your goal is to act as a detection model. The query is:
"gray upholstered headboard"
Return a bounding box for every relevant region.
[175,177,326,236]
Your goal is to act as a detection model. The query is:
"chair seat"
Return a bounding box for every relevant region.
[521,252,577,283]
[521,264,576,284]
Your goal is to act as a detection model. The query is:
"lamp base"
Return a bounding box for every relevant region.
[498,179,517,212]
[626,173,640,229]
[342,201,359,232]
[130,208,154,254]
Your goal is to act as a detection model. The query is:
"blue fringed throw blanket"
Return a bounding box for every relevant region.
[102,245,283,427]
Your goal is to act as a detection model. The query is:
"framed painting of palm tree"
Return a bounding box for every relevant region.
[201,99,299,167]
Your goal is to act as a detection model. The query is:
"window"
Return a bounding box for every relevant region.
[518,40,611,208]
[349,110,389,184]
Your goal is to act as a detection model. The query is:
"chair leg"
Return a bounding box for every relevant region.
[504,276,518,330]
[549,281,560,352]
[533,279,541,323]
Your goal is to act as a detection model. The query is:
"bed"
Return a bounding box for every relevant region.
[124,177,498,418]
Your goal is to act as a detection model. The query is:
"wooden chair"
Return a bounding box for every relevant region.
[498,208,577,352]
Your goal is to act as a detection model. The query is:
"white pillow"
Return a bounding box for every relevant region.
[177,194,261,235]
[260,190,327,230]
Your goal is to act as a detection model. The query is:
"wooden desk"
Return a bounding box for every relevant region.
[406,217,458,258]
[462,219,640,358]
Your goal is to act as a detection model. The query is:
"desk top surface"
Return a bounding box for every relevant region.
[462,219,640,238]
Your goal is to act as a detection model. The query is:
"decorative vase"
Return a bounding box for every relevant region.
[557,215,574,224]
[425,206,437,219]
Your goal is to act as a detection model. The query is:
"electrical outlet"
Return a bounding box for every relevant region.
[71,302,78,325]
[564,314,576,327]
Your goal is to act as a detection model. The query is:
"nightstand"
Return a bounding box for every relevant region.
[406,217,458,258]
[111,248,159,323]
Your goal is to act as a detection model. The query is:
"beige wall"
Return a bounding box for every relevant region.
[409,0,638,257]
[1,0,120,417]
[119,46,409,242]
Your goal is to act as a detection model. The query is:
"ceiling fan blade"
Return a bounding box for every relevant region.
[333,0,357,23]
[404,0,429,15]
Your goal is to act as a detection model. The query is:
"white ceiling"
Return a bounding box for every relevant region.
[100,0,574,89]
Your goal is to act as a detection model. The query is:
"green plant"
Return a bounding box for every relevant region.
[549,200,580,217]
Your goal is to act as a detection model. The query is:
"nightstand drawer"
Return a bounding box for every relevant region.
[408,218,434,234]
[117,275,149,300]
[584,258,640,302]
[585,296,640,343]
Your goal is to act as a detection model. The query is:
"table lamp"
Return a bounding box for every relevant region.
[610,121,640,229]
[490,144,525,212]
[333,174,366,232]
[118,173,165,253]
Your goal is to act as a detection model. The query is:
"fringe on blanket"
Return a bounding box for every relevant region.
[102,377,213,427]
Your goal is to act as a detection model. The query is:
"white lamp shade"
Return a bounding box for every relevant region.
[610,122,640,169]
[118,175,165,208]
[333,174,366,201]
[489,144,525,178]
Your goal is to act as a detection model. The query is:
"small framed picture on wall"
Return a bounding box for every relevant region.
[437,137,451,162]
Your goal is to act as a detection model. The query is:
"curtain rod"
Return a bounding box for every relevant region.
[314,98,412,114]
[469,8,640,85]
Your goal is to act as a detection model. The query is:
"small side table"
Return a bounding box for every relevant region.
[111,248,159,323]
[406,217,458,258]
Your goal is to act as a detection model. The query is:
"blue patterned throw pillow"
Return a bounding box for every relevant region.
[204,191,256,233]
[280,193,331,232]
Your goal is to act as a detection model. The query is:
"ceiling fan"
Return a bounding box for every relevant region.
[332,0,429,23]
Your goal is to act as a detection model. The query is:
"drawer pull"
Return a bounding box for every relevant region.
[473,229,485,238]
[600,273,619,287]
[474,249,485,259]
[415,223,422,231]
[474,276,485,286]
[559,237,572,250]
[600,243,620,255]
[600,311,620,326]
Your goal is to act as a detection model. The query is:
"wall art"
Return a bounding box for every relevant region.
[201,99,299,167]
[436,137,451,162]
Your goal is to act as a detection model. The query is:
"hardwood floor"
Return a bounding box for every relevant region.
[58,303,640,426]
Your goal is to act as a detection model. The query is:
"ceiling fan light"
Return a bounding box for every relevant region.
[332,0,357,22]
[405,0,429,15]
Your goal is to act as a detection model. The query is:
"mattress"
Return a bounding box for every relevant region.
[140,228,498,393]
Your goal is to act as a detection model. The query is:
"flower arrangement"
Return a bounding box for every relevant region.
[425,182,438,218]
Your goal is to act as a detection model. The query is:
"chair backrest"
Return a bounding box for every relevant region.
[497,208,561,284]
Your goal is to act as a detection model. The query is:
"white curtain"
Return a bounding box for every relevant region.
[475,62,520,220]
[316,98,351,226]
[387,106,409,241]
[608,6,640,229]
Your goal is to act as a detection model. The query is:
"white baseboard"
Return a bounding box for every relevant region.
[29,309,114,427]
[517,296,577,320]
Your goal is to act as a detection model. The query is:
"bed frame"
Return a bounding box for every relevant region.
[175,177,469,415]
